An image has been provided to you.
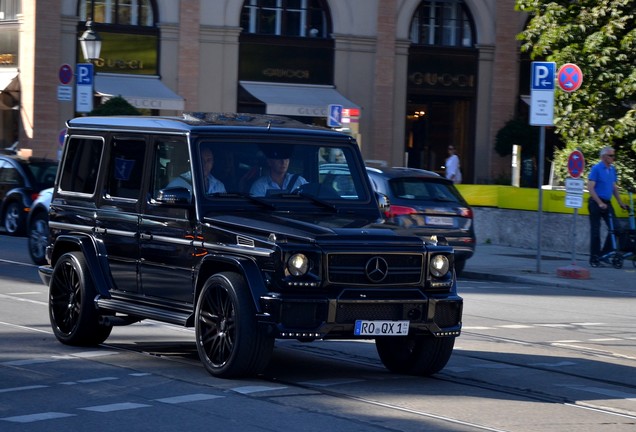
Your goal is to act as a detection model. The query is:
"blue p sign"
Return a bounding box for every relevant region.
[531,62,555,91]
[76,63,94,85]
[327,104,343,128]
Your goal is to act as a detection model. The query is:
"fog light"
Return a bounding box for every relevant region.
[430,255,450,277]
[287,253,309,276]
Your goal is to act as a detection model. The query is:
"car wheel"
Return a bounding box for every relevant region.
[4,201,25,235]
[28,211,49,265]
[49,252,112,346]
[195,272,274,378]
[375,334,455,376]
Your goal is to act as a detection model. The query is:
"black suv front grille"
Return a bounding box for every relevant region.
[327,253,423,285]
[335,302,423,323]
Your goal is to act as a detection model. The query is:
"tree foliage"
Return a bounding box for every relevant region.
[89,96,141,116]
[516,0,636,190]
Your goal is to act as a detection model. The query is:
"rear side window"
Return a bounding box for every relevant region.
[59,137,104,194]
[105,138,146,200]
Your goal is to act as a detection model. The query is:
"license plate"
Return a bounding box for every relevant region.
[425,216,454,226]
[354,320,409,336]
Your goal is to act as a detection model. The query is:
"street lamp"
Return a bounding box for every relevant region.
[78,21,102,63]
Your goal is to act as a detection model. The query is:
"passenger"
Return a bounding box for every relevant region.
[168,146,226,194]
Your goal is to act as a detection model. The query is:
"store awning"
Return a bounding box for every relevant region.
[95,73,184,111]
[239,81,359,117]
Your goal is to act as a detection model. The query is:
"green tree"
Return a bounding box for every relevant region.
[516,0,636,190]
[89,96,141,116]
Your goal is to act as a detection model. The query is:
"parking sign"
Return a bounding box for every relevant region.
[76,63,94,113]
[327,104,342,128]
[530,62,556,126]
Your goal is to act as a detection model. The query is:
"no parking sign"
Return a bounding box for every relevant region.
[557,63,583,92]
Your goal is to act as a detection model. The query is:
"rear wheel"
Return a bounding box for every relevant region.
[49,252,112,345]
[4,201,25,235]
[376,335,455,376]
[195,272,274,378]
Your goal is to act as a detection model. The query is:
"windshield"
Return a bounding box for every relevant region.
[191,140,370,206]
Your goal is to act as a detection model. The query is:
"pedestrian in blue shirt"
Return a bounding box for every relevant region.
[588,146,628,265]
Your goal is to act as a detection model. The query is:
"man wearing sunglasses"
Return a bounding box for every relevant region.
[588,146,629,266]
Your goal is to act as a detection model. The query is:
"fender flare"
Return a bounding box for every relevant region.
[50,234,113,298]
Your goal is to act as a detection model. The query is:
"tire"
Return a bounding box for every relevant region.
[49,252,112,346]
[28,211,49,265]
[375,335,455,376]
[195,272,274,378]
[4,201,25,236]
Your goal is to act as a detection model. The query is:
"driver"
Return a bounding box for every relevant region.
[250,146,307,197]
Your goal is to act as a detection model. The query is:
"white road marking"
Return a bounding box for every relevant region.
[1,412,75,423]
[79,402,151,412]
[156,393,224,404]
[299,378,364,387]
[231,385,288,394]
[0,385,48,394]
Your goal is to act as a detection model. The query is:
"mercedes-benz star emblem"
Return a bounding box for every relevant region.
[365,256,389,283]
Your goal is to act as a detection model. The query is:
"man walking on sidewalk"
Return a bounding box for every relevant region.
[587,146,629,266]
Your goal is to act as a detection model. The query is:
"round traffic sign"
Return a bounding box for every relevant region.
[567,150,585,178]
[59,64,73,85]
[557,63,583,92]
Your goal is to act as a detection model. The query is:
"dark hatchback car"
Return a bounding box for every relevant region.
[0,155,57,235]
[366,166,475,274]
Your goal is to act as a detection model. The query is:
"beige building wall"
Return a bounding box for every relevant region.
[17,0,524,185]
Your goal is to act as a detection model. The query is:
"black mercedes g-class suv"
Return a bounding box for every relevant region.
[39,113,462,378]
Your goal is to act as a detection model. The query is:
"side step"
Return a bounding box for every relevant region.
[95,297,191,327]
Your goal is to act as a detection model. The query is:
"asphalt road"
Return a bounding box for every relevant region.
[1,234,636,431]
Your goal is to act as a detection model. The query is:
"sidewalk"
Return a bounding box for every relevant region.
[460,243,635,290]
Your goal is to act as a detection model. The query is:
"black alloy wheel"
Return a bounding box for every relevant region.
[195,272,274,378]
[49,252,112,346]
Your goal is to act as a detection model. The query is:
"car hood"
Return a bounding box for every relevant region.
[204,213,426,246]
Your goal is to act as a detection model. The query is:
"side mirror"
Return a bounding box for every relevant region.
[375,192,390,216]
[155,187,192,206]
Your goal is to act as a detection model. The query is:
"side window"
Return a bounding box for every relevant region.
[59,137,104,194]
[152,137,190,199]
[105,138,146,200]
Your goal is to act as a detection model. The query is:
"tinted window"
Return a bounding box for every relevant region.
[26,161,58,189]
[59,137,104,194]
[105,138,146,199]
[389,178,462,202]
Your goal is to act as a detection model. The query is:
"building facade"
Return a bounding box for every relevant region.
[1,0,527,183]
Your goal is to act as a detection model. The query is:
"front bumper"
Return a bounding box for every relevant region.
[260,292,462,339]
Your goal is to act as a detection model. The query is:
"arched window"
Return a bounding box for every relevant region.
[410,0,474,47]
[240,0,331,38]
[79,0,155,27]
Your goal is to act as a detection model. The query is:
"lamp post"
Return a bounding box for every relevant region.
[76,21,101,114]
[78,21,102,64]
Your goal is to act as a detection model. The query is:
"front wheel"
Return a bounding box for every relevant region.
[28,212,49,265]
[49,252,112,345]
[195,272,274,378]
[376,335,455,376]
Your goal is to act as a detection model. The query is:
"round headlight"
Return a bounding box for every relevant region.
[287,253,309,276]
[430,254,450,277]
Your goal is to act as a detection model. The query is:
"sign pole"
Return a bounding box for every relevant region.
[536,126,545,273]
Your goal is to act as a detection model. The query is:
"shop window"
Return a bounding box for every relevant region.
[241,0,331,38]
[79,0,155,27]
[410,0,474,47]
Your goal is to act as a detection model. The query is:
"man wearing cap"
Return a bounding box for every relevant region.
[250,146,307,197]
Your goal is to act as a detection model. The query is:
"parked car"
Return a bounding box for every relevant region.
[38,113,462,379]
[27,187,53,264]
[0,155,57,235]
[366,166,475,275]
